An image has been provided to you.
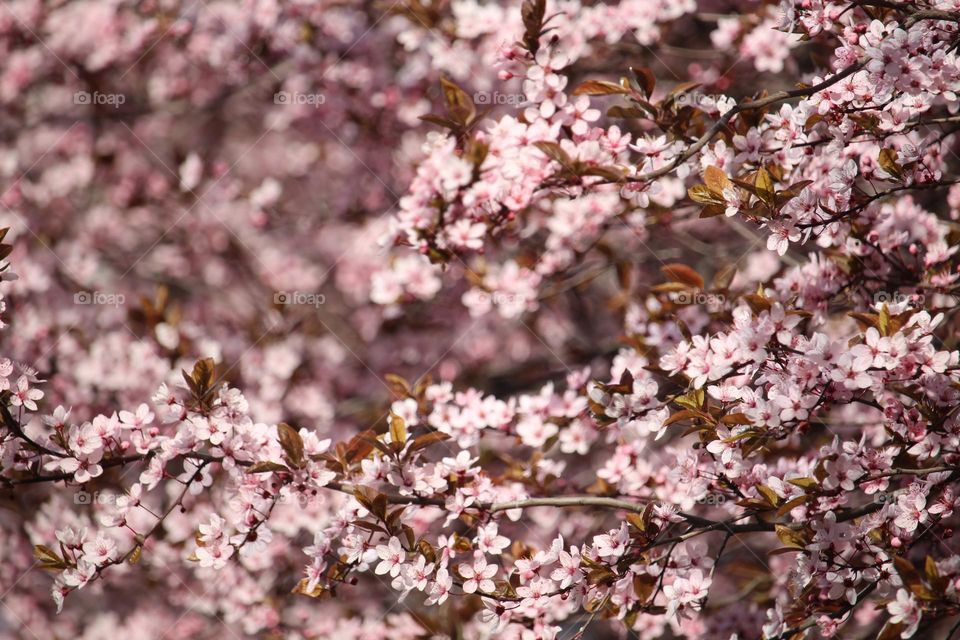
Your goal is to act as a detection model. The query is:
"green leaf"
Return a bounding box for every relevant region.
[674,388,705,410]
[389,413,408,444]
[878,148,904,181]
[757,484,780,507]
[786,477,819,490]
[688,184,725,206]
[774,524,807,549]
[754,167,775,205]
[878,303,891,336]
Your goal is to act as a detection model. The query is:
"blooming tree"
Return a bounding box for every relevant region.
[2,0,960,638]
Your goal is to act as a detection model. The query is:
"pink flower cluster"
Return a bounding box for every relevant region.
[2,1,960,639]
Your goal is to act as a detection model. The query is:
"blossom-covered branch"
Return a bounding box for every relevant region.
[3,0,960,638]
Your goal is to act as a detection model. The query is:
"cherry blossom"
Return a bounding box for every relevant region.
[2,0,960,638]
[459,553,498,595]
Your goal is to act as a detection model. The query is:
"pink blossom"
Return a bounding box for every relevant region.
[458,553,497,594]
[375,536,406,577]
